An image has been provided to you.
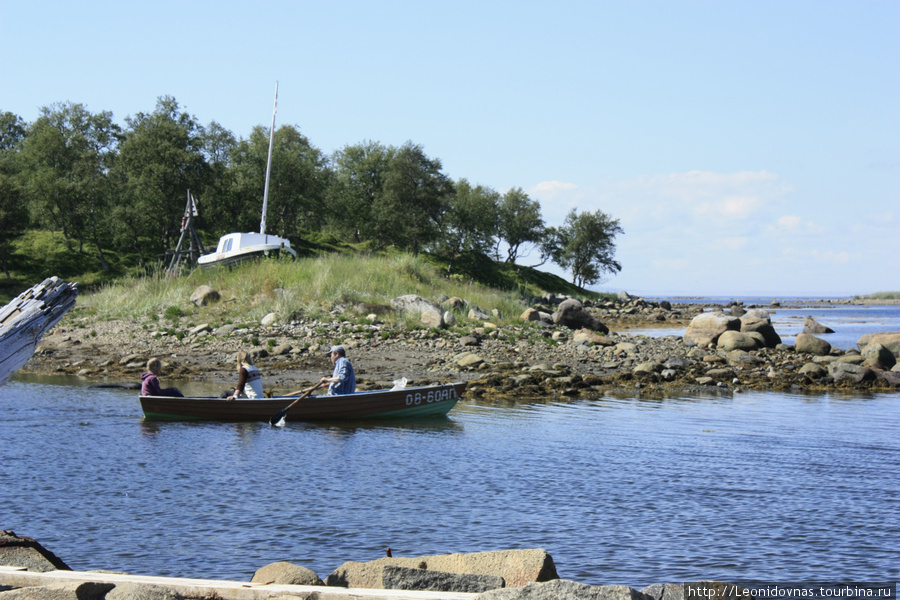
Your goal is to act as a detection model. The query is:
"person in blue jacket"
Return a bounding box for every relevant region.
[320,345,356,395]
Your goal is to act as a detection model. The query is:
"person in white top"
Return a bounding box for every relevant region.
[226,350,264,400]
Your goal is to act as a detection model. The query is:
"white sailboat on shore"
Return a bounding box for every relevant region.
[197,83,297,268]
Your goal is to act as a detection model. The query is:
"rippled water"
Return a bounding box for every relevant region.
[2,376,898,587]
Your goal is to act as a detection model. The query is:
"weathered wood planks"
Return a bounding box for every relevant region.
[0,276,78,387]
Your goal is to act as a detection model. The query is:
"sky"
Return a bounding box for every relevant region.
[1,0,897,297]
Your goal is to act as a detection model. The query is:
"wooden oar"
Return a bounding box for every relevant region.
[269,382,323,426]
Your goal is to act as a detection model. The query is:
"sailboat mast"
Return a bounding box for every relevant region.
[260,81,278,235]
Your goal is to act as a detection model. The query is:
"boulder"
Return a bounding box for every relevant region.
[803,316,834,334]
[354,302,393,316]
[479,580,651,600]
[860,343,897,370]
[633,361,661,376]
[269,343,293,356]
[828,362,876,384]
[798,362,828,378]
[442,297,466,310]
[794,333,831,356]
[188,323,211,336]
[456,352,484,368]
[260,312,278,327]
[0,531,70,572]
[468,305,492,321]
[641,583,684,600]
[643,581,755,600]
[420,309,445,329]
[520,308,542,322]
[739,309,781,348]
[1,582,115,600]
[858,332,900,357]
[717,331,760,352]
[105,582,184,600]
[572,329,612,346]
[325,548,558,589]
[880,371,900,387]
[214,324,237,337]
[382,565,504,593]
[728,303,746,317]
[683,312,740,347]
[553,299,609,334]
[391,295,443,317]
[443,311,457,327]
[251,561,323,586]
[189,285,220,306]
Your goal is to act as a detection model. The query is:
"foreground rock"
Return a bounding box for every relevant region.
[251,560,324,586]
[0,533,764,600]
[858,331,900,357]
[684,312,739,347]
[325,548,558,589]
[0,531,70,573]
[383,565,505,593]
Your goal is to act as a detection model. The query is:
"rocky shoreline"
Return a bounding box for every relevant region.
[19,291,900,396]
[0,531,803,599]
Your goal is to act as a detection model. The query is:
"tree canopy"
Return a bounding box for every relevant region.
[2,97,625,290]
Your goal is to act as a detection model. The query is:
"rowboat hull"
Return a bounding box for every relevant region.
[140,382,466,422]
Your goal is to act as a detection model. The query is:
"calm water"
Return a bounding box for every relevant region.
[2,376,898,587]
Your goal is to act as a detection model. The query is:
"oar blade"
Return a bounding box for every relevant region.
[269,408,288,426]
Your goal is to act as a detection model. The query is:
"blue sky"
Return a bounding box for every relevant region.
[2,0,897,297]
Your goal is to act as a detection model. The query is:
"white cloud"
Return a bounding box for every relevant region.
[714,237,750,251]
[530,180,578,197]
[524,169,887,295]
[766,215,826,236]
[694,196,761,220]
[776,215,802,228]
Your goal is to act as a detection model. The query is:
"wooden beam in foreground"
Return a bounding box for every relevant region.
[0,566,479,600]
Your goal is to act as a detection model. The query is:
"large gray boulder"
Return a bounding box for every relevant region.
[858,332,900,357]
[739,309,781,348]
[553,299,609,334]
[382,565,504,593]
[520,308,553,325]
[717,330,761,352]
[478,580,651,600]
[251,560,324,586]
[795,333,832,356]
[325,548,558,589]
[189,285,220,306]
[828,362,876,384]
[860,343,897,370]
[684,312,740,347]
[803,316,834,334]
[391,294,445,328]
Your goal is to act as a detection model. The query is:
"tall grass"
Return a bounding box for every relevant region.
[80,253,536,326]
[857,291,900,300]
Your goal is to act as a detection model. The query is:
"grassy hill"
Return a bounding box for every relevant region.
[1,230,604,319]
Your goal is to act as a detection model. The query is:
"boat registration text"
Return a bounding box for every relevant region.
[405,386,457,406]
